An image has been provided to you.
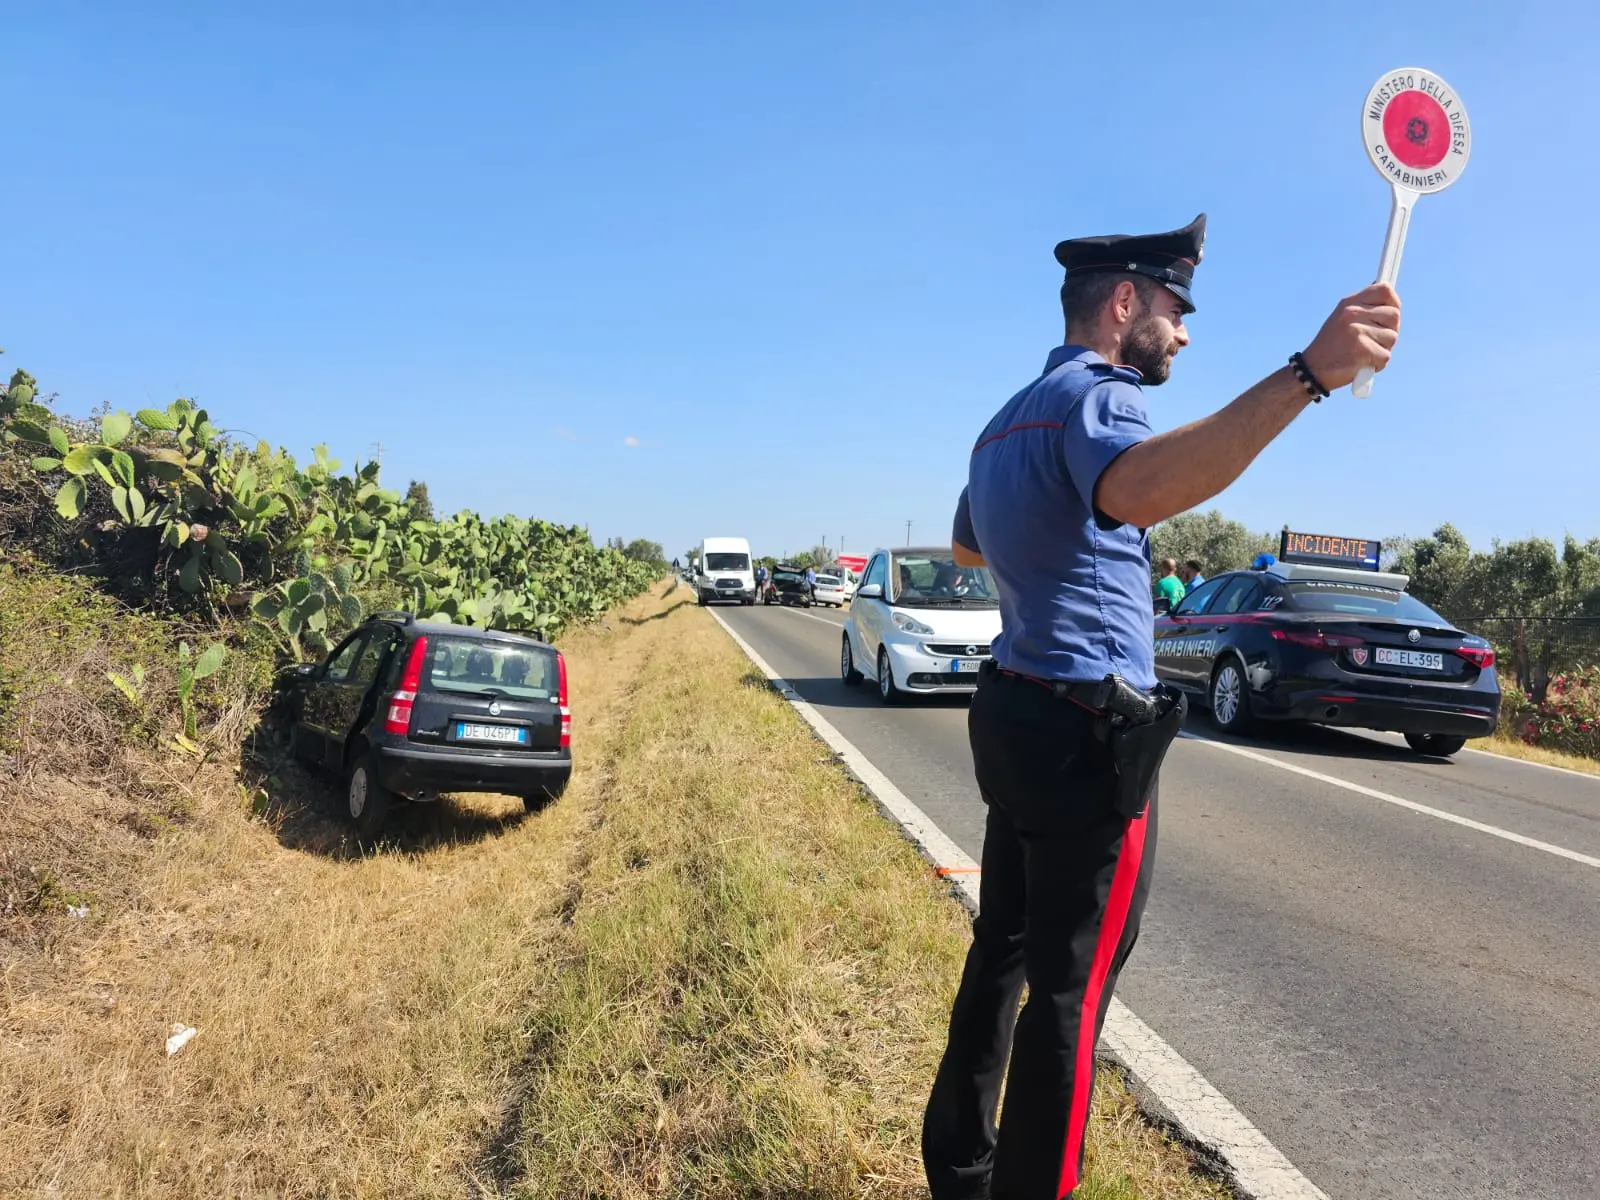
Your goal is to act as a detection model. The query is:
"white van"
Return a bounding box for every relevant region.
[695,537,756,606]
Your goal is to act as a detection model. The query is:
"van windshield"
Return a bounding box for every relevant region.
[423,636,559,701]
[705,552,749,571]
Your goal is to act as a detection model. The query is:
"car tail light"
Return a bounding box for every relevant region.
[1455,644,1496,669]
[556,651,571,748]
[1271,629,1364,651]
[383,635,429,735]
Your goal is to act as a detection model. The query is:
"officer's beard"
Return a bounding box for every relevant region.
[1121,315,1179,386]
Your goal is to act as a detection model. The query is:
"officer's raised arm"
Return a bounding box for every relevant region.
[1092,282,1400,529]
[950,485,985,567]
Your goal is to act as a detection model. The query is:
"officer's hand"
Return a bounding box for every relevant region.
[1300,283,1401,392]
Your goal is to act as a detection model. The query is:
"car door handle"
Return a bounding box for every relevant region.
[1211,624,1228,632]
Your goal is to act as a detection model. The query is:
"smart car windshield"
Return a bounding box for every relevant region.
[891,552,998,607]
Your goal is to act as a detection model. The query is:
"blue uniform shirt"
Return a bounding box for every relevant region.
[953,345,1157,689]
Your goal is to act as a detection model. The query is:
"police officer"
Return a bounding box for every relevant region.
[923,214,1400,1199]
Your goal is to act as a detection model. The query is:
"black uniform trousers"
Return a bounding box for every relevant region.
[922,668,1158,1200]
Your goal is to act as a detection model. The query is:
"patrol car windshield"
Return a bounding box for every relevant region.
[423,636,559,701]
[891,553,998,607]
[1282,582,1451,624]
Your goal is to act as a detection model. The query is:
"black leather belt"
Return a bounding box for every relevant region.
[985,661,1111,712]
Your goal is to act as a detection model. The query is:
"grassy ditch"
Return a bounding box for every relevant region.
[1,578,1226,1198]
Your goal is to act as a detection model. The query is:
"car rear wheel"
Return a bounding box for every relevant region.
[1405,732,1466,758]
[1209,659,1254,734]
[877,647,903,705]
[523,778,569,812]
[345,752,394,839]
[841,633,863,685]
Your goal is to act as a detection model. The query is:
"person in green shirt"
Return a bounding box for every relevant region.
[1155,557,1185,610]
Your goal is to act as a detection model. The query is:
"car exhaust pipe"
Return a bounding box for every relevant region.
[1323,705,1341,720]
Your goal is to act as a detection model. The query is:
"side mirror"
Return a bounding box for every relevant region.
[857,583,883,600]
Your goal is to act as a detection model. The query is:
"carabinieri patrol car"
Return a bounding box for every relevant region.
[1153,530,1501,757]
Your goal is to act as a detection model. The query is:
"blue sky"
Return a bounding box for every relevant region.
[7,2,1595,565]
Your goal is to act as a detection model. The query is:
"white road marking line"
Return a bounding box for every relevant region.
[773,605,849,629]
[1179,733,1600,870]
[708,607,1329,1200]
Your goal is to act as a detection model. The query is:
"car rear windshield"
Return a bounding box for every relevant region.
[892,553,998,606]
[705,552,749,571]
[422,636,559,700]
[1283,581,1451,624]
[815,575,840,586]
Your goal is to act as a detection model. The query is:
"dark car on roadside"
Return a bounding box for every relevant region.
[1154,561,1500,757]
[764,563,814,608]
[274,612,571,835]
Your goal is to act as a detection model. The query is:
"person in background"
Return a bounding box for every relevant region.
[1155,558,1185,610]
[1180,558,1205,590]
[804,563,817,603]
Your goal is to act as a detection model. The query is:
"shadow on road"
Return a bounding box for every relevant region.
[778,675,974,712]
[1180,709,1452,766]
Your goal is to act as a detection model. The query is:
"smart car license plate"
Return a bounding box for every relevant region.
[952,660,982,673]
[455,722,528,744]
[1375,648,1444,670]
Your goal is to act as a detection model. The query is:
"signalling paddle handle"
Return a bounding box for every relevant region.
[1351,185,1416,399]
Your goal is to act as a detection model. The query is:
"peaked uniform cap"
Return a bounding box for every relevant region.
[1053,214,1207,312]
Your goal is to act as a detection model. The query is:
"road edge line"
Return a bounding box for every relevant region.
[706,607,1329,1200]
[1178,733,1600,869]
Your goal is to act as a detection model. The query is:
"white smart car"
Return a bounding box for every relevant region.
[841,547,1002,702]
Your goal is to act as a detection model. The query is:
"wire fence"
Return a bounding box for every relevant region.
[1451,616,1600,698]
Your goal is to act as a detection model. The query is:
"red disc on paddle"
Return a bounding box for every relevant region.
[1382,90,1451,170]
[1361,69,1471,194]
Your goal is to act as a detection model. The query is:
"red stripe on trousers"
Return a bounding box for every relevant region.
[1057,812,1149,1198]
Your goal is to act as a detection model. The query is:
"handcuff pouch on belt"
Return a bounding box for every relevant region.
[1086,674,1188,820]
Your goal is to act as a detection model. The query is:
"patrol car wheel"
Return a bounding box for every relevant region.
[841,633,863,686]
[1404,732,1466,758]
[1209,659,1254,733]
[877,647,903,705]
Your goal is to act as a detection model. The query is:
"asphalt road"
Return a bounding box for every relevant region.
[717,601,1600,1200]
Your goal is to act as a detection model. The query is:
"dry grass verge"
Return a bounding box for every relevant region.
[495,596,1229,1199]
[1475,732,1600,777]
[2,579,1227,1198]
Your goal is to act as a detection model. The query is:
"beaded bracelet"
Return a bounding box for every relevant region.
[1288,352,1330,402]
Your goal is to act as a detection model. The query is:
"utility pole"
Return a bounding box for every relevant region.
[370,441,385,468]
[905,519,913,546]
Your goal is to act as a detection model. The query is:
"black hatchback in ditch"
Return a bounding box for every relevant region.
[1153,559,1500,757]
[275,612,571,835]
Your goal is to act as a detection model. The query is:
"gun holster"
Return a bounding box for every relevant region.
[1093,677,1188,820]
